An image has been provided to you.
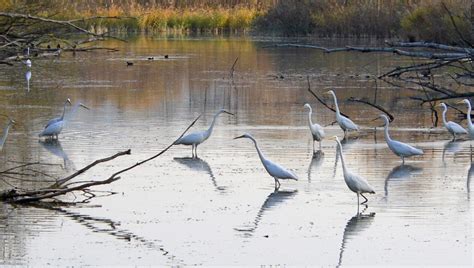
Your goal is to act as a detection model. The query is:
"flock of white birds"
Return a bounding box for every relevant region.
[2,68,473,206]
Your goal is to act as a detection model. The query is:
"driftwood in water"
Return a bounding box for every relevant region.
[0,115,201,204]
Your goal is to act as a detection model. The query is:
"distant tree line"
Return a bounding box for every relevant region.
[0,0,471,43]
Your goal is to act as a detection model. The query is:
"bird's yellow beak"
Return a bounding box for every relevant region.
[436,103,443,107]
[456,100,465,104]
[323,90,331,95]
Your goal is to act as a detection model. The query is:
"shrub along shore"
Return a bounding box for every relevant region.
[1,0,471,44]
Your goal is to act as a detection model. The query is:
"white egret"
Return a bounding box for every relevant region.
[25,59,31,68]
[334,136,375,204]
[303,103,325,151]
[379,114,423,164]
[234,133,298,190]
[458,99,474,139]
[39,101,89,139]
[174,109,234,157]
[44,98,72,129]
[324,90,359,137]
[0,117,15,151]
[438,102,467,140]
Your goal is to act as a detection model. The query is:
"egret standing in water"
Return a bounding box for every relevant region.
[304,103,325,151]
[379,114,423,164]
[175,109,234,157]
[458,99,474,140]
[334,136,375,205]
[438,102,467,141]
[234,133,298,190]
[324,90,359,137]
[0,116,15,151]
[39,101,89,139]
[43,98,71,130]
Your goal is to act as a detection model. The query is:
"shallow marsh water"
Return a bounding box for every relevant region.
[0,35,471,265]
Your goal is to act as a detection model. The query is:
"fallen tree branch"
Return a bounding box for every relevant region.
[347,97,394,122]
[2,115,202,204]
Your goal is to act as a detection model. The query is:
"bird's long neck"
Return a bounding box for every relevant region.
[441,106,448,126]
[0,122,12,149]
[205,112,222,139]
[336,140,348,174]
[307,107,314,126]
[249,136,267,164]
[331,92,341,116]
[383,121,392,142]
[60,102,68,120]
[467,102,473,128]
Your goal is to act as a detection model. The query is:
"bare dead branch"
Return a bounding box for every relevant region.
[347,97,394,122]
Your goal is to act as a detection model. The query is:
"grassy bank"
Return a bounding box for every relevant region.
[1,0,471,43]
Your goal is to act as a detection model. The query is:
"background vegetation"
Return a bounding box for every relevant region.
[0,0,471,43]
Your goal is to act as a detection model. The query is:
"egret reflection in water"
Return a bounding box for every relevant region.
[308,150,324,182]
[442,140,463,163]
[384,164,422,197]
[337,206,376,267]
[468,147,473,200]
[39,139,74,170]
[174,157,226,192]
[235,189,297,236]
[25,70,31,92]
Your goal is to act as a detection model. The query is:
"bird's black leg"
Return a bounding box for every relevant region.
[195,145,198,157]
[402,157,405,165]
[360,193,368,204]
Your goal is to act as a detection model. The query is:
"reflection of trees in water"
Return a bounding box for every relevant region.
[35,204,183,265]
[39,139,75,170]
[308,150,324,182]
[384,164,422,197]
[337,205,376,267]
[0,205,57,264]
[174,157,226,193]
[234,189,297,236]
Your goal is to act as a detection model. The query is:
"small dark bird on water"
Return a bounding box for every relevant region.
[147,57,154,60]
[164,55,169,59]
[57,44,61,49]
[126,61,133,66]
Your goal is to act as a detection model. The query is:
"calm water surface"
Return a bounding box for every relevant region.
[0,35,471,266]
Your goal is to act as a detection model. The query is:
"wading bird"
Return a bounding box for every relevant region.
[379,114,423,164]
[43,98,71,130]
[234,133,298,190]
[334,136,375,205]
[324,90,359,137]
[0,116,15,151]
[39,101,89,139]
[304,103,325,151]
[458,99,474,140]
[175,109,234,157]
[438,102,467,141]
